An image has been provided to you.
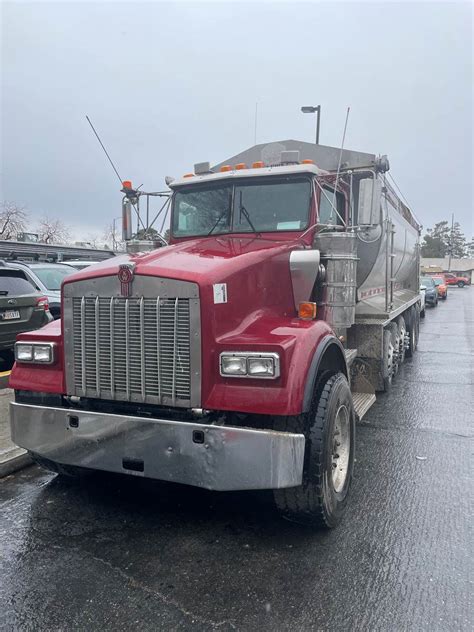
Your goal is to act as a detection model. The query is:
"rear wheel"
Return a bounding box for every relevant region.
[396,315,407,365]
[405,305,419,358]
[458,281,465,288]
[382,328,395,391]
[420,307,426,319]
[388,322,400,375]
[273,372,355,528]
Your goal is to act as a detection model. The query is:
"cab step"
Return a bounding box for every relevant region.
[352,392,376,421]
[344,348,358,367]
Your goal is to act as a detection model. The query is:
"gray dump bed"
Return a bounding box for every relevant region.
[213,139,376,172]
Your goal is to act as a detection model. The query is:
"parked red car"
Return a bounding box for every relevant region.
[442,273,470,287]
[430,275,448,300]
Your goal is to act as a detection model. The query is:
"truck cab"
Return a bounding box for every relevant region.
[9,140,422,528]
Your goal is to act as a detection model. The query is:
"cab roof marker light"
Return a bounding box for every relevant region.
[252,161,265,168]
[234,163,247,170]
[301,159,314,164]
[220,165,232,172]
[183,173,194,178]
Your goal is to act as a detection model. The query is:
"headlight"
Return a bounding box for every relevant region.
[219,352,280,379]
[247,357,275,376]
[16,344,34,362]
[15,342,55,364]
[221,355,247,376]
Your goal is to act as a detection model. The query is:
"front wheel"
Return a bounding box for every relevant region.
[458,281,465,288]
[273,372,355,528]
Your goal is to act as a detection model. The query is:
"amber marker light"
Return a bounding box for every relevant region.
[234,163,247,170]
[252,161,265,168]
[298,302,317,320]
[220,165,232,172]
[301,159,314,164]
[183,173,194,178]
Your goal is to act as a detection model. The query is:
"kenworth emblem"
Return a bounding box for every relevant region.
[118,263,135,297]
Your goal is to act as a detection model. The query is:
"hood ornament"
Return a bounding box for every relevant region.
[118,263,135,297]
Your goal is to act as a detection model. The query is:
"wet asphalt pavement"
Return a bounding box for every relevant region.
[1,288,472,631]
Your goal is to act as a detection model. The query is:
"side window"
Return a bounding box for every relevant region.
[25,271,41,291]
[318,187,345,225]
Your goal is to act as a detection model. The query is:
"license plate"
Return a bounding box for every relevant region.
[1,310,20,320]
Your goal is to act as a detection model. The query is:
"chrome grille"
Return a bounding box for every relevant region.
[71,296,193,405]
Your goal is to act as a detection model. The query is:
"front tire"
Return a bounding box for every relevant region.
[458,281,465,288]
[273,372,355,528]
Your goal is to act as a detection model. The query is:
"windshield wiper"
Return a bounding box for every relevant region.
[207,207,230,235]
[238,191,259,234]
[207,195,232,235]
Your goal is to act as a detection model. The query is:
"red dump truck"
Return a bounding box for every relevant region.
[9,139,421,528]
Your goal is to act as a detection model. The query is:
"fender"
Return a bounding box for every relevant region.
[302,335,348,412]
[205,317,345,416]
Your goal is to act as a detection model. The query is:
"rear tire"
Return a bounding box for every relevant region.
[396,315,406,365]
[388,322,400,375]
[405,305,419,358]
[420,308,425,319]
[273,372,355,529]
[29,452,89,478]
[382,328,395,391]
[458,281,465,288]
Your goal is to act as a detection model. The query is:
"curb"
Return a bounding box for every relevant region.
[0,448,32,478]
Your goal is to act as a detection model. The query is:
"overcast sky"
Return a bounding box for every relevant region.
[1,1,472,239]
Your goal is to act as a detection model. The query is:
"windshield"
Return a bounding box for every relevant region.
[432,277,444,286]
[172,176,312,237]
[33,266,73,291]
[421,277,434,287]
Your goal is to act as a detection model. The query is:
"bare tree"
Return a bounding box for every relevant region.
[37,216,70,244]
[103,222,125,252]
[0,201,28,240]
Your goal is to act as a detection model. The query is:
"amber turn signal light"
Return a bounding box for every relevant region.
[298,302,317,320]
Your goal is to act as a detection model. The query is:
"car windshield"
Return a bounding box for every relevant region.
[432,277,443,286]
[172,176,312,237]
[421,278,434,287]
[33,266,73,291]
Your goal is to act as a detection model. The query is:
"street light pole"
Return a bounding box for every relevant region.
[301,105,321,144]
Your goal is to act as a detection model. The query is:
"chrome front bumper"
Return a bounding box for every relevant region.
[10,402,305,491]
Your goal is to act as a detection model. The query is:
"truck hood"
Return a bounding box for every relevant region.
[64,236,302,288]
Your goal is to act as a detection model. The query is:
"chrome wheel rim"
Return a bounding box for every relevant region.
[387,340,394,378]
[331,405,351,492]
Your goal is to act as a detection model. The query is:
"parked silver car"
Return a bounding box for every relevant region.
[1,261,76,319]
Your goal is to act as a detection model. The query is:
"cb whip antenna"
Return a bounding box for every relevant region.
[86,115,123,185]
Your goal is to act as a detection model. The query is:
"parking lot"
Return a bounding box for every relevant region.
[0,287,472,631]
